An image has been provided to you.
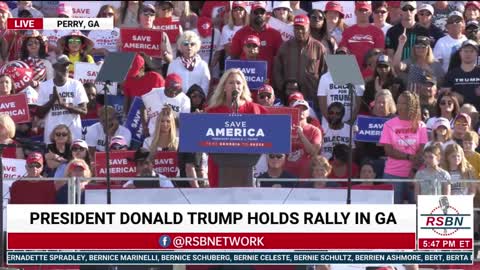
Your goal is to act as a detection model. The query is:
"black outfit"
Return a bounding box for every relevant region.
[385,23,430,60]
[362,77,405,113]
[426,23,446,47]
[258,171,298,188]
[443,66,480,109]
[46,143,72,177]
[134,172,161,188]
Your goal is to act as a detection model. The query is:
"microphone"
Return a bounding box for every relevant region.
[439,196,449,215]
[232,90,239,99]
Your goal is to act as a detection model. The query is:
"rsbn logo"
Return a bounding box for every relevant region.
[159,235,171,248]
[420,196,471,236]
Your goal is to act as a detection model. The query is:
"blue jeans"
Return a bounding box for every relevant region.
[383,173,414,204]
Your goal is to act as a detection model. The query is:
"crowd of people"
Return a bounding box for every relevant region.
[0,0,479,254]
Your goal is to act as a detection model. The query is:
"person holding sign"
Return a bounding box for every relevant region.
[20,30,53,88]
[57,31,95,77]
[206,69,267,187]
[274,14,327,114]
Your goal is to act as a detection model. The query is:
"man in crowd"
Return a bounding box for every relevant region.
[321,102,354,160]
[274,14,327,113]
[36,55,88,143]
[256,84,276,107]
[230,2,283,82]
[419,73,438,117]
[434,11,467,72]
[258,153,296,188]
[123,148,174,189]
[416,3,445,47]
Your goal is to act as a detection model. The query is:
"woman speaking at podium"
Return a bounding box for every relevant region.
[205,68,267,187]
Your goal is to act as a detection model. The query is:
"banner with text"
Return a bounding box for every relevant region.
[354,115,389,143]
[0,93,30,123]
[179,113,291,154]
[153,17,181,44]
[268,17,294,41]
[95,151,178,178]
[124,97,144,145]
[225,60,267,90]
[264,107,299,139]
[120,28,163,57]
[74,62,118,95]
[59,1,103,18]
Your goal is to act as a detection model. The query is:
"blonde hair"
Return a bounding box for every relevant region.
[49,124,73,145]
[0,113,15,139]
[464,130,479,145]
[374,89,397,115]
[411,45,435,64]
[177,30,201,55]
[399,91,421,132]
[64,159,92,178]
[207,68,252,108]
[442,143,476,179]
[227,6,249,29]
[311,155,332,175]
[149,106,178,154]
[173,1,191,17]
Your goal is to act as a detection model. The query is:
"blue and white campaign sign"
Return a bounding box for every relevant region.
[124,97,144,144]
[225,60,267,90]
[354,115,389,143]
[179,113,291,154]
[106,95,124,120]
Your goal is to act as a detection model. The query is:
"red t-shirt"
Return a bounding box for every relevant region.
[206,101,267,188]
[9,180,57,204]
[339,24,385,72]
[2,140,18,158]
[284,123,322,178]
[230,25,283,82]
[328,160,360,187]
[81,103,101,120]
[123,71,165,97]
[201,1,229,21]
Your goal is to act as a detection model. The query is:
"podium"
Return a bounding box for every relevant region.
[178,113,292,187]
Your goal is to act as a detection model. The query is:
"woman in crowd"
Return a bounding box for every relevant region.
[0,113,23,159]
[45,124,72,176]
[20,30,53,88]
[0,74,12,96]
[54,139,91,178]
[173,1,197,30]
[88,5,120,58]
[57,30,94,76]
[362,55,405,114]
[356,90,396,166]
[393,35,444,86]
[144,106,178,152]
[187,84,207,112]
[452,113,473,146]
[328,144,359,185]
[308,8,337,54]
[206,69,267,187]
[464,1,480,22]
[311,155,333,188]
[118,1,142,27]
[272,1,294,25]
[442,143,477,195]
[426,92,460,134]
[424,117,456,150]
[219,1,248,57]
[324,1,347,43]
[359,160,377,185]
[379,91,428,204]
[167,31,210,94]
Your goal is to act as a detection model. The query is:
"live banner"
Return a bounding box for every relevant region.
[0,93,30,123]
[74,62,118,95]
[95,150,178,178]
[120,28,163,57]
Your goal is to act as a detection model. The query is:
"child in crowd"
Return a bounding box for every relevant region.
[310,155,332,188]
[441,144,477,195]
[415,145,451,196]
[463,131,480,178]
[359,160,377,185]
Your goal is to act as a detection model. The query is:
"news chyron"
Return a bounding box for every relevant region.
[7,17,113,31]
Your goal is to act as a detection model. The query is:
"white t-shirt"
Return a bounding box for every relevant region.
[37,78,88,144]
[85,123,132,151]
[220,25,244,49]
[87,28,121,52]
[321,123,354,160]
[433,34,467,72]
[141,88,191,132]
[317,71,365,124]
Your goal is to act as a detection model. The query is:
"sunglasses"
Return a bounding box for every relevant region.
[448,20,463,24]
[253,9,266,15]
[440,100,453,106]
[310,15,324,21]
[455,121,469,126]
[402,7,415,12]
[72,147,86,152]
[377,64,389,69]
[182,41,195,47]
[55,132,68,137]
[142,11,155,16]
[269,154,284,159]
[111,144,127,150]
[418,12,431,16]
[68,38,82,44]
[102,12,115,17]
[259,93,272,99]
[374,10,387,14]
[28,163,42,168]
[328,111,342,116]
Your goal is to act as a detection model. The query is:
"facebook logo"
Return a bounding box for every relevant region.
[158,235,171,248]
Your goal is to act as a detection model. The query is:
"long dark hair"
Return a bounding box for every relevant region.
[20,37,48,60]
[186,84,206,112]
[308,9,335,53]
[435,92,460,118]
[119,1,143,25]
[62,36,89,62]
[97,5,118,26]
